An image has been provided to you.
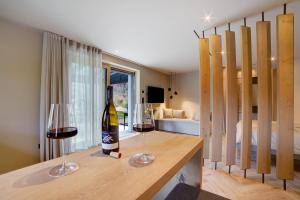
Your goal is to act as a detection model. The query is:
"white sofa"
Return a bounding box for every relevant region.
[154,108,200,136]
[155,118,200,135]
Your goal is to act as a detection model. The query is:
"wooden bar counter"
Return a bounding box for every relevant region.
[0,131,203,200]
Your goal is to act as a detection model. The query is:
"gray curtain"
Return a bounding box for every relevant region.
[39,32,67,161]
[40,32,104,161]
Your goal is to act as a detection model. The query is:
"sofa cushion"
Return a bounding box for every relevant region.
[173,109,185,119]
[163,108,173,118]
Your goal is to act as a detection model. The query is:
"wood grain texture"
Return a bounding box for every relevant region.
[202,162,300,200]
[256,21,272,174]
[276,14,294,180]
[272,68,277,121]
[240,26,253,170]
[0,132,203,200]
[224,31,238,166]
[199,38,211,159]
[210,34,224,162]
[223,68,227,129]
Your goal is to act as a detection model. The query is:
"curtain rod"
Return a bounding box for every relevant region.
[45,31,102,53]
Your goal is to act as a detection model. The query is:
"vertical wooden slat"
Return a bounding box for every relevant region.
[223,68,227,131]
[272,68,277,121]
[225,31,238,166]
[277,14,294,180]
[240,26,253,170]
[210,34,224,162]
[256,21,272,174]
[199,38,210,159]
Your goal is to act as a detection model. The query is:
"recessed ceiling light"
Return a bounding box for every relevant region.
[271,56,276,61]
[201,11,214,23]
[205,15,211,22]
[221,51,225,55]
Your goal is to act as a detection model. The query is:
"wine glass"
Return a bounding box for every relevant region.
[47,104,79,177]
[130,103,155,167]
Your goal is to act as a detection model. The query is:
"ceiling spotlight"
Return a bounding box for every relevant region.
[221,51,225,55]
[201,11,213,23]
[271,56,276,61]
[205,15,211,21]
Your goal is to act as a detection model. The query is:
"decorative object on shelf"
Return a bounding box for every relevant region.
[130,103,155,167]
[47,104,79,177]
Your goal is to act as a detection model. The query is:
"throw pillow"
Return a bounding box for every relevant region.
[172,110,185,119]
[163,108,173,118]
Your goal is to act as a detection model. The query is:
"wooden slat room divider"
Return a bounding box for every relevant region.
[199,38,211,159]
[240,25,252,173]
[256,20,272,179]
[195,5,295,189]
[210,34,224,164]
[225,30,238,170]
[276,13,294,185]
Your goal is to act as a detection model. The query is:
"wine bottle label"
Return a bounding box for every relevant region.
[102,131,119,150]
[102,142,118,149]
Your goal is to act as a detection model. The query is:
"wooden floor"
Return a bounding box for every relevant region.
[202,160,300,200]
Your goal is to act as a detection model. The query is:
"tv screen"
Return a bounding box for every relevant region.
[147,86,164,103]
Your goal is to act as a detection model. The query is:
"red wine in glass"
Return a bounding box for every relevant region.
[47,104,79,177]
[47,127,78,139]
[133,124,154,132]
[130,103,155,167]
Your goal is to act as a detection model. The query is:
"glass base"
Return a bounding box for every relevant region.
[49,162,79,177]
[129,153,155,167]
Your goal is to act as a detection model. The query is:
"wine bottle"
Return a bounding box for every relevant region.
[102,86,119,155]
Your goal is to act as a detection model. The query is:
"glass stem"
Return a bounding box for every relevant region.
[61,139,66,169]
[142,131,147,152]
[141,131,147,161]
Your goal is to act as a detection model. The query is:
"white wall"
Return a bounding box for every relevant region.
[171,71,199,119]
[0,18,42,174]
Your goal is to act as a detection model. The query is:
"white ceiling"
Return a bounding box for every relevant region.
[0,0,296,73]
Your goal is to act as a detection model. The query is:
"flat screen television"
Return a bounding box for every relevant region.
[147,86,164,103]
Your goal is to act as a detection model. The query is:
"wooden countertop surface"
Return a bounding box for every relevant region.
[0,131,203,200]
